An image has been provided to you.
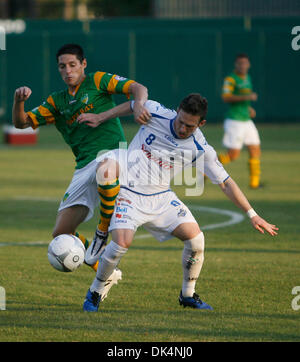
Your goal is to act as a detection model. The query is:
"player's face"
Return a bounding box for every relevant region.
[57,54,87,89]
[234,57,250,75]
[174,110,203,139]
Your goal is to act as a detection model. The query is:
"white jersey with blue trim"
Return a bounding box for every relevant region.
[123,100,229,195]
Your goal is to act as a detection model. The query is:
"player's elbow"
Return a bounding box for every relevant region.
[218,177,231,192]
[130,82,148,98]
[218,182,226,192]
[12,115,32,129]
[12,117,23,129]
[222,94,232,103]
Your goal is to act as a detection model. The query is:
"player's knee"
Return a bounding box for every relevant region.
[96,159,119,184]
[52,222,76,238]
[183,232,205,258]
[52,230,58,238]
[100,240,128,263]
[52,225,63,238]
[111,230,134,249]
[228,150,240,161]
[52,228,71,239]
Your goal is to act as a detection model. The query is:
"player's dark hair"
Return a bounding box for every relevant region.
[235,53,249,60]
[179,93,208,121]
[56,44,85,63]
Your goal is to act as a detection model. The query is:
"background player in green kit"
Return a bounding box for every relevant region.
[218,53,261,189]
[12,44,150,280]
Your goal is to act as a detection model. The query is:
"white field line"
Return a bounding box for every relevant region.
[134,205,244,239]
[11,196,61,202]
[0,205,244,247]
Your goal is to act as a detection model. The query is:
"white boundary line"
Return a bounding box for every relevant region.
[134,205,244,239]
[11,196,61,202]
[189,205,245,231]
[0,205,244,246]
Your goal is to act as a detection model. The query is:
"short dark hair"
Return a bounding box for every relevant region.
[235,53,249,61]
[179,93,208,121]
[56,44,85,63]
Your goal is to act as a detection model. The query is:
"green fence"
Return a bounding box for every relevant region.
[1,17,299,123]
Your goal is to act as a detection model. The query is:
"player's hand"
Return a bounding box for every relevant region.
[249,92,258,101]
[77,113,104,127]
[133,101,151,125]
[14,87,32,103]
[250,215,278,236]
[249,106,256,119]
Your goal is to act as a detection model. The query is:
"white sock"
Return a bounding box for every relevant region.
[181,232,205,297]
[90,240,127,294]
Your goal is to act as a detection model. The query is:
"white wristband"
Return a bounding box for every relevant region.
[247,208,257,218]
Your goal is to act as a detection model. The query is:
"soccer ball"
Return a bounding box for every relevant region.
[48,234,85,272]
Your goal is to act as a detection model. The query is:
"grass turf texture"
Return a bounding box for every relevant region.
[0,122,300,342]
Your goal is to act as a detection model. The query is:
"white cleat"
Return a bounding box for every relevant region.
[101,268,122,301]
[85,229,108,266]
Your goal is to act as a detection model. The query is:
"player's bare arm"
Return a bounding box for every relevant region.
[222,92,258,103]
[77,101,132,127]
[219,177,278,236]
[77,82,150,127]
[249,106,256,118]
[128,82,151,125]
[12,86,34,129]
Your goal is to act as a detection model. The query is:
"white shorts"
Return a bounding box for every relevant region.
[222,119,260,150]
[109,187,197,242]
[58,159,100,222]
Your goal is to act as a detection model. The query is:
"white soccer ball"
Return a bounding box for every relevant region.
[48,234,85,272]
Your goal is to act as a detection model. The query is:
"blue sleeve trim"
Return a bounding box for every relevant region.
[150,112,170,120]
[170,117,179,139]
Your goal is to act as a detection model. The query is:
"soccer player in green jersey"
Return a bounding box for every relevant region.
[218,53,261,189]
[12,44,150,286]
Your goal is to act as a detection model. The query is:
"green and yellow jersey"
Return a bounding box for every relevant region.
[222,72,253,121]
[27,71,134,169]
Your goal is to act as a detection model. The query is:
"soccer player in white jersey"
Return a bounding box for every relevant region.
[81,93,278,312]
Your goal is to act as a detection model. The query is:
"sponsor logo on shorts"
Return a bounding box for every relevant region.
[115,219,128,224]
[62,192,69,202]
[117,197,132,204]
[116,206,128,213]
[177,208,187,217]
[115,213,131,221]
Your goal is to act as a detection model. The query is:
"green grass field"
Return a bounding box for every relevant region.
[0,122,300,342]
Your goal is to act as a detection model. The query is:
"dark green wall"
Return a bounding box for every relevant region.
[1,17,299,123]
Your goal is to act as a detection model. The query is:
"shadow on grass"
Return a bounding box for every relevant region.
[131,244,300,254]
[1,306,299,341]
